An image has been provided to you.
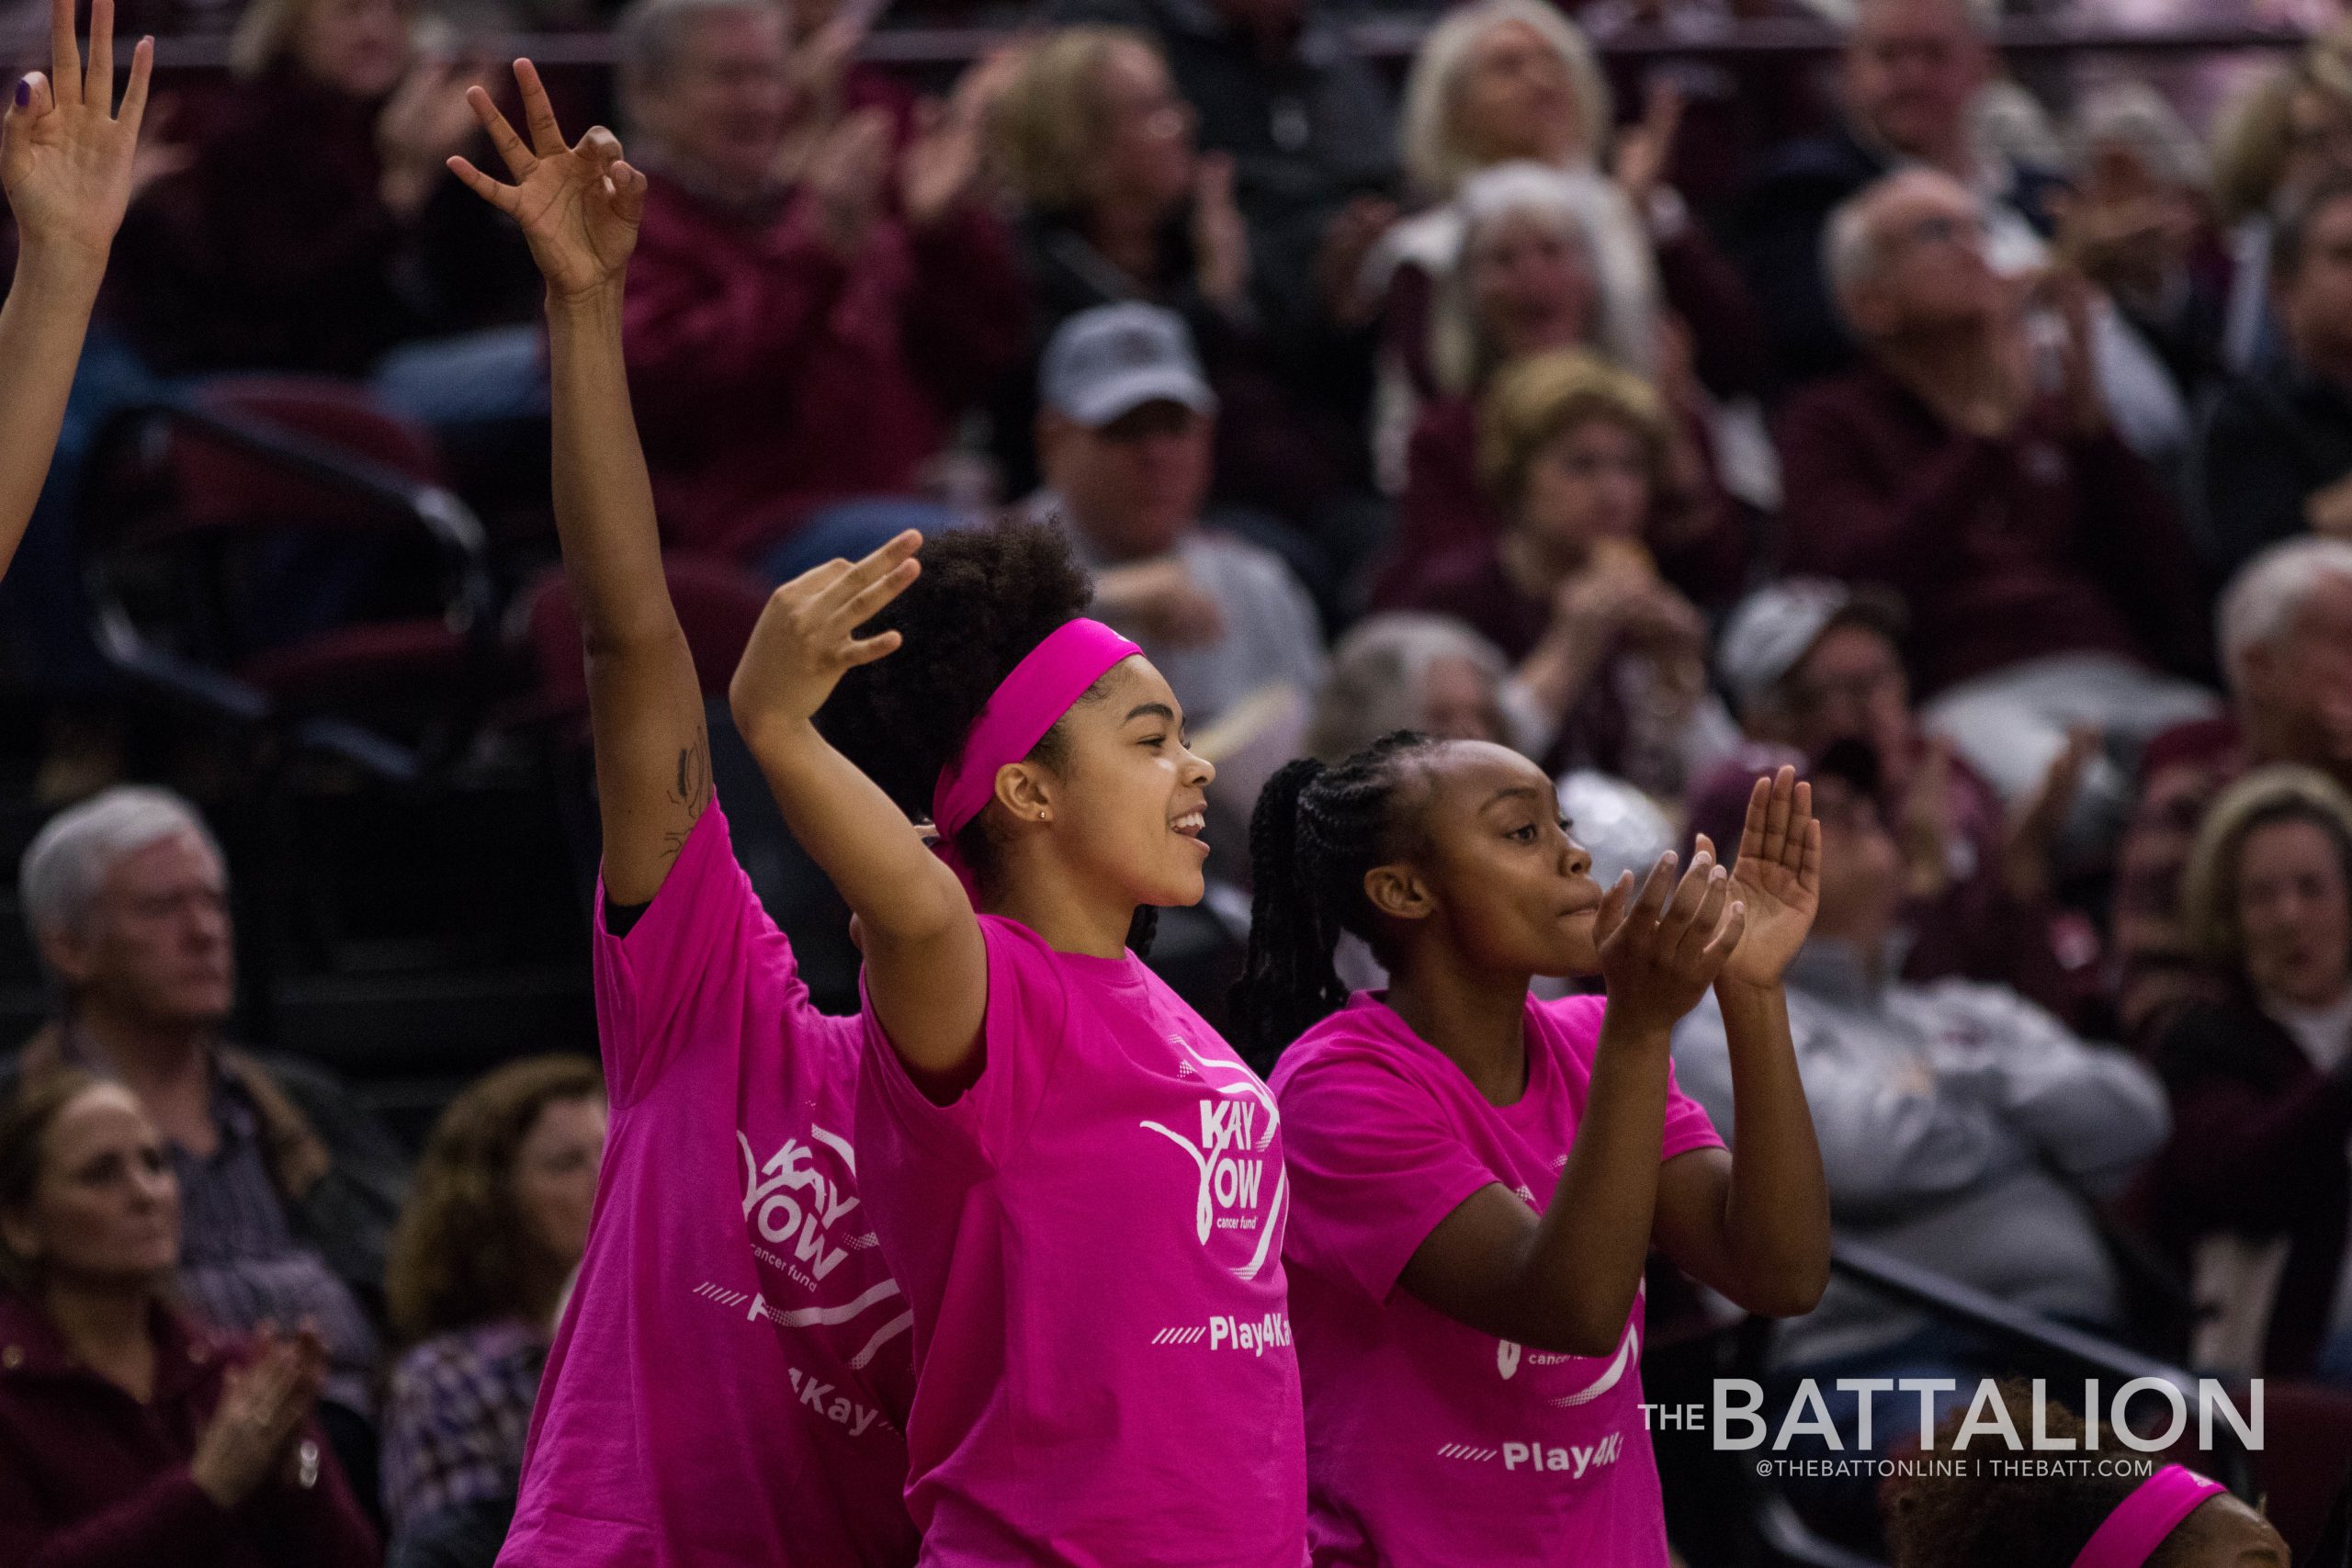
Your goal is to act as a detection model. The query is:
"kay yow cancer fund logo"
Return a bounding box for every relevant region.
[1140,1033,1289,1281]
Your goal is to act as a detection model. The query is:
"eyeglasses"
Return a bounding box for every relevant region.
[1889,211,1987,254]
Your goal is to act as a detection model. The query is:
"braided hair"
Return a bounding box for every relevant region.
[1229,730,1445,1070]
[814,519,1157,952]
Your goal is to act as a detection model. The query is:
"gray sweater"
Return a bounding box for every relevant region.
[1671,939,2170,1369]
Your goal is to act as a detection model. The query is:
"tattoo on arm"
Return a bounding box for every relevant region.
[660,739,712,866]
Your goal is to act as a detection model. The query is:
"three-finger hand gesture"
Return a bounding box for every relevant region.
[1713,764,1820,990]
[0,0,153,275]
[447,59,644,302]
[729,531,922,752]
[1595,845,1747,1035]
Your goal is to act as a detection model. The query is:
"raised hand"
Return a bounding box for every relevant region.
[900,44,1019,230]
[448,59,646,302]
[1192,152,1250,316]
[0,0,153,274]
[1712,764,1820,990]
[1595,846,1746,1035]
[729,531,922,751]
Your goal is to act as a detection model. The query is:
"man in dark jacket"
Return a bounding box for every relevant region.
[10,786,408,1505]
[2190,177,2352,582]
[1732,0,2065,390]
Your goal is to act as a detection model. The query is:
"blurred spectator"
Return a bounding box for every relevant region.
[2190,177,2352,581]
[2113,539,2352,1043]
[9,788,409,1505]
[616,0,1026,561]
[1396,348,1741,797]
[109,0,541,410]
[1372,163,1752,614]
[988,27,1363,560]
[1023,303,1325,728]
[1673,740,2169,1548]
[2209,24,2352,376]
[0,1067,379,1567]
[1304,612,1527,763]
[380,1056,605,1568]
[1734,0,2187,459]
[1050,0,1398,437]
[2065,82,2229,410]
[1718,577,2095,1022]
[2141,766,2352,1383]
[1781,168,2215,855]
[1373,0,1765,451]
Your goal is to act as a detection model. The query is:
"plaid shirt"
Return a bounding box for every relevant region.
[380,1319,547,1529]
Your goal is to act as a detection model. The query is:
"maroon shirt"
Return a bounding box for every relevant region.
[0,1293,378,1568]
[1775,364,2210,696]
[1373,390,1750,612]
[622,173,1029,561]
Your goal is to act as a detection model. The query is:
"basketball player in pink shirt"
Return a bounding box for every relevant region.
[448,69,917,1565]
[727,512,1307,1564]
[1235,738,1833,1565]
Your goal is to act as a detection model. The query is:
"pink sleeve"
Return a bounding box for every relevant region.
[1662,1056,1724,1161]
[1275,1050,1501,1305]
[591,798,812,1109]
[857,916,1069,1171]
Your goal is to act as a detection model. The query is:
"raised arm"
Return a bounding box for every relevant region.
[448,62,705,907]
[0,0,151,579]
[729,540,989,1084]
[1652,768,1832,1318]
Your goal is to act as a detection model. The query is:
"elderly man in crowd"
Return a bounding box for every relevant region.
[6,788,408,1505]
[1776,167,2216,860]
[1719,577,2096,1022]
[1025,303,1328,728]
[616,0,1029,565]
[2191,177,2352,581]
[1734,0,2185,452]
[2113,536,2352,1042]
[1673,741,2170,1550]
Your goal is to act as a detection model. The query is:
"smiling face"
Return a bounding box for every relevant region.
[628,5,793,197]
[1465,208,1600,363]
[0,1083,181,1292]
[1369,740,1606,978]
[1009,658,1216,910]
[1845,172,2003,340]
[1453,19,1585,167]
[2235,813,2352,1009]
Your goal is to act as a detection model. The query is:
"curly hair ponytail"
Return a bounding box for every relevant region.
[1229,732,1442,1070]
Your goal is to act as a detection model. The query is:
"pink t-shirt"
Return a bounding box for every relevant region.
[1268,991,1723,1568]
[856,914,1307,1566]
[501,801,919,1567]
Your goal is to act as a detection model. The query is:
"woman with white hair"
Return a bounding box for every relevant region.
[1371,161,1754,613]
[1366,0,1766,489]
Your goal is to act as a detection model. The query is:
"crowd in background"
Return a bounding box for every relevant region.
[6,0,2352,1557]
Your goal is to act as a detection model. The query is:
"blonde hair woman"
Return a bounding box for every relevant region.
[2143,765,2352,1382]
[2210,24,2352,370]
[1366,0,1766,498]
[1393,349,1739,798]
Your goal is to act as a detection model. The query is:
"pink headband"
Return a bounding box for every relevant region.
[929,618,1140,895]
[2071,1466,2228,1568]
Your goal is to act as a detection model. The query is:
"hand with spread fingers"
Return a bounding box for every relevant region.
[447,58,645,302]
[1710,763,1821,991]
[1,0,153,271]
